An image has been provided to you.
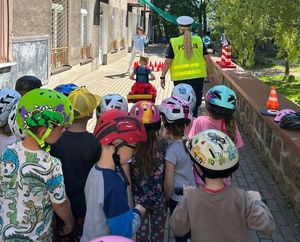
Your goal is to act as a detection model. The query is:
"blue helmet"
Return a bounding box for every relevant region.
[205,85,237,112]
[54,83,79,96]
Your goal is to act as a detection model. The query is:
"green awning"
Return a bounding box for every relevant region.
[138,0,201,28]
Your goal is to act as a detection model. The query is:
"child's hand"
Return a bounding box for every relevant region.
[183,185,196,196]
[247,190,261,201]
[135,204,146,217]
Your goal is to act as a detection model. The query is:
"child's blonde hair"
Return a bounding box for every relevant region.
[139,55,149,65]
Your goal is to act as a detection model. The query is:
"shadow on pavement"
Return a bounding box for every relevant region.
[105,72,130,79]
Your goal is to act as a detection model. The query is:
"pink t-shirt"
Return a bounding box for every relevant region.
[188,116,244,148]
[188,115,244,186]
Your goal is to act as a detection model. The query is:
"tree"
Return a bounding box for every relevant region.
[271,0,300,79]
[207,0,300,76]
[210,0,272,67]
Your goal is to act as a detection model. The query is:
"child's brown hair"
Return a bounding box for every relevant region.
[161,115,188,138]
[133,128,159,178]
[206,104,237,144]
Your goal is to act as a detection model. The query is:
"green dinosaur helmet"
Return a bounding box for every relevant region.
[16,88,74,150]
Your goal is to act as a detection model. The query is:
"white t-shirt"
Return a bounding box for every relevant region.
[132,34,149,52]
[0,142,66,241]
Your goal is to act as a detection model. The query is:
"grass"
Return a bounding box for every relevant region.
[249,64,300,105]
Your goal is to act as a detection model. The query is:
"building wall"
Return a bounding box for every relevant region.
[0,0,151,89]
[0,0,52,88]
[12,0,52,37]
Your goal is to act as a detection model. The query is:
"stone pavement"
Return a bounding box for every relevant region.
[45,44,300,242]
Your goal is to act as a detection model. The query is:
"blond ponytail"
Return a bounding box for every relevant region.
[180,27,193,59]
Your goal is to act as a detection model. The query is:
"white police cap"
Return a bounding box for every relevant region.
[176,16,194,27]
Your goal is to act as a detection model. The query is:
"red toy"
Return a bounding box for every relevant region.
[127,65,157,103]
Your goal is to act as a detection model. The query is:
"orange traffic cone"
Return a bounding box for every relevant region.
[266,86,279,110]
[149,60,152,67]
[133,61,139,69]
[150,63,154,71]
[159,61,163,71]
[156,62,161,72]
[216,45,236,68]
[154,61,157,67]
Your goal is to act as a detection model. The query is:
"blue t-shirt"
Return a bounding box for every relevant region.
[134,66,152,83]
[81,165,141,242]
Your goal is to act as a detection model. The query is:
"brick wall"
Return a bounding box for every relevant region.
[210,57,300,217]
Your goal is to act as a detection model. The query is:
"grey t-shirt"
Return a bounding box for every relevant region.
[165,140,196,202]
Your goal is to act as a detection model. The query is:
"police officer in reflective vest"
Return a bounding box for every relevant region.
[160,16,214,117]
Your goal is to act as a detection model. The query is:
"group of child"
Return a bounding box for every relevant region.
[0,71,275,242]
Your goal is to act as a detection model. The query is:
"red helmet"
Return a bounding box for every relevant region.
[93,109,147,145]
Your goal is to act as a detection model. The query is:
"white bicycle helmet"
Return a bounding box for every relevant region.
[8,101,26,138]
[96,94,128,119]
[186,129,239,179]
[159,96,191,123]
[0,89,21,127]
[172,83,196,111]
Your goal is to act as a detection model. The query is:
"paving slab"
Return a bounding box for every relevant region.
[45,44,300,242]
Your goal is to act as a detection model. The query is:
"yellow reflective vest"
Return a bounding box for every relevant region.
[170,35,207,81]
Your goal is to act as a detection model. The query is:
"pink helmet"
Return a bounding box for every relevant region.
[89,236,134,242]
[274,109,295,122]
[159,96,191,124]
[130,101,161,130]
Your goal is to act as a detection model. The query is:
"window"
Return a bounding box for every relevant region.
[0,0,10,63]
[51,0,68,69]
[81,0,89,46]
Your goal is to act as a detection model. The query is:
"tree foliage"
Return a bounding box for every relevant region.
[151,0,300,75]
[152,0,205,40]
[208,0,300,73]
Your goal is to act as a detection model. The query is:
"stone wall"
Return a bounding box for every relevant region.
[210,57,300,217]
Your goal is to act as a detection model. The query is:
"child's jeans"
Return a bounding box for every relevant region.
[169,199,190,242]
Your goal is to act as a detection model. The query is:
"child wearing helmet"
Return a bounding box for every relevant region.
[129,56,157,103]
[96,94,128,120]
[160,96,195,242]
[172,83,197,116]
[15,75,42,96]
[54,83,79,96]
[172,83,198,136]
[0,89,21,154]
[0,89,74,241]
[129,101,168,242]
[8,101,26,140]
[50,87,101,241]
[81,110,147,241]
[171,129,275,241]
[188,85,244,186]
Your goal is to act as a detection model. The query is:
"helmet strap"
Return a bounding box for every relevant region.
[112,145,130,186]
[193,163,206,184]
[27,127,52,152]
